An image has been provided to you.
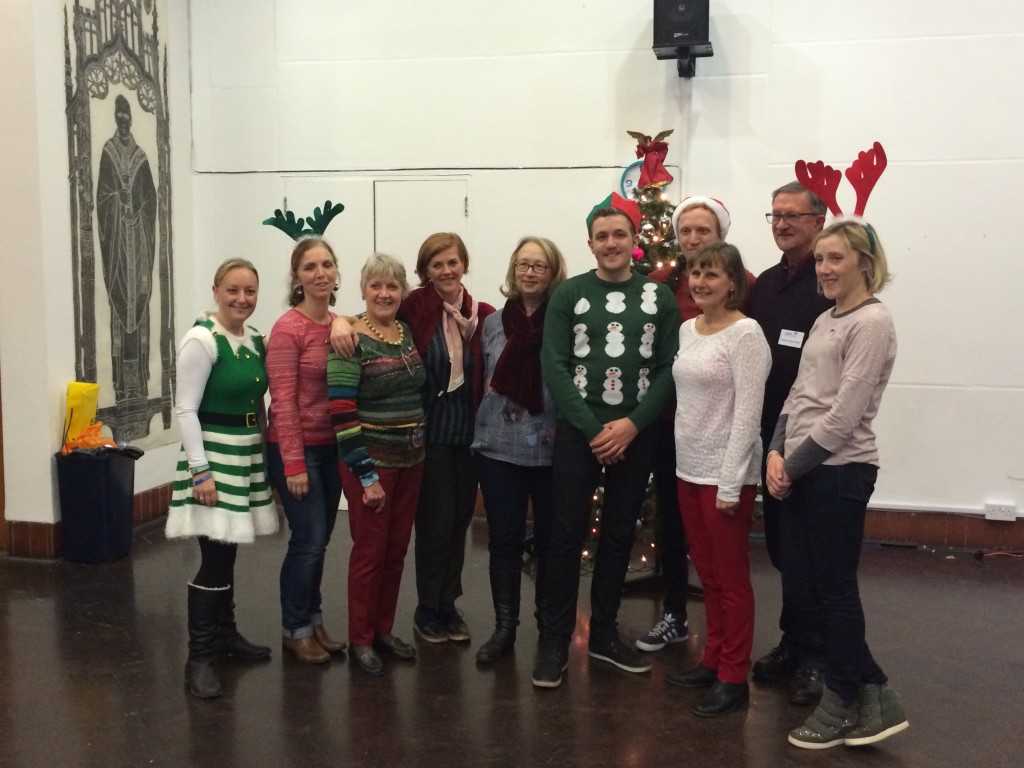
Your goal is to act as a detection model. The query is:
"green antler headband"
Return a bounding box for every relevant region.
[262,199,345,240]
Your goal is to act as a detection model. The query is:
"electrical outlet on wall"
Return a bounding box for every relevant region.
[983,503,1018,522]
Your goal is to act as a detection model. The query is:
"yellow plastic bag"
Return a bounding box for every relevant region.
[63,382,99,443]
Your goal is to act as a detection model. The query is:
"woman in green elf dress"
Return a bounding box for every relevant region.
[166,258,279,698]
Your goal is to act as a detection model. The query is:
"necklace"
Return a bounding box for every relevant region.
[361,314,403,345]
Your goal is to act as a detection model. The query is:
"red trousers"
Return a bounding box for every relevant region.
[678,480,756,683]
[340,462,424,646]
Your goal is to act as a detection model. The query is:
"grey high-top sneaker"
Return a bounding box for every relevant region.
[844,683,909,746]
[788,685,857,749]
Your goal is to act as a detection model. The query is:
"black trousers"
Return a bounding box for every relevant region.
[782,463,887,700]
[651,418,689,617]
[761,434,824,659]
[414,443,478,609]
[540,420,656,645]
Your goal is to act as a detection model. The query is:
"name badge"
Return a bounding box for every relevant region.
[778,329,805,349]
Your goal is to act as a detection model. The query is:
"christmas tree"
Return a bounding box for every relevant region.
[580,472,659,578]
[631,185,679,275]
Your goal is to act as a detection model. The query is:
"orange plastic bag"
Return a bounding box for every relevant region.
[62,422,117,454]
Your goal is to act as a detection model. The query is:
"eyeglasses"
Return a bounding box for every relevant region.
[765,212,819,224]
[515,261,549,274]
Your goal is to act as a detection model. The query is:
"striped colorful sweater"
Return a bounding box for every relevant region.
[326,326,427,487]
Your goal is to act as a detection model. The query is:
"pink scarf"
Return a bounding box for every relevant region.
[439,287,479,392]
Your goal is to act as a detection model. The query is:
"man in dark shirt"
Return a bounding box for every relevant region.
[747,181,833,705]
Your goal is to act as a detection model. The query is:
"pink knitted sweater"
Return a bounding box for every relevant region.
[266,308,336,476]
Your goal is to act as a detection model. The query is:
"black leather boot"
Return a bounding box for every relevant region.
[216,584,271,661]
[185,583,224,698]
[476,567,521,664]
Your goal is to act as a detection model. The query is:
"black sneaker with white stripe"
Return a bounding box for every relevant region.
[636,611,689,652]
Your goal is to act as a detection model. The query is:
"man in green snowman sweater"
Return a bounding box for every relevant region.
[533,193,680,688]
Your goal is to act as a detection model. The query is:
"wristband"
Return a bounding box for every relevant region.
[192,473,213,487]
[189,463,211,477]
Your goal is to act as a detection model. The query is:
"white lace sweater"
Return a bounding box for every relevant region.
[672,317,771,502]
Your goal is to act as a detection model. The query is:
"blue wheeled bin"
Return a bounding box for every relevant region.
[55,447,142,563]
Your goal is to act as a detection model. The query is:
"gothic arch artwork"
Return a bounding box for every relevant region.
[64,0,174,444]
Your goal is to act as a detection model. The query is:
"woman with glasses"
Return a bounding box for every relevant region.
[471,237,568,663]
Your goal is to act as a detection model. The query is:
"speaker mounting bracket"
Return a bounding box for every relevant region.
[672,42,714,79]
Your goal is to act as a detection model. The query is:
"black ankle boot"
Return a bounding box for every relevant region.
[216,584,271,661]
[476,567,521,664]
[185,583,224,698]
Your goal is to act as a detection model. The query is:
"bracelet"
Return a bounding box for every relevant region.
[192,473,213,487]
[767,450,783,460]
[189,463,211,477]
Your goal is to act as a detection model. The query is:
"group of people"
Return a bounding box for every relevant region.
[163,179,907,750]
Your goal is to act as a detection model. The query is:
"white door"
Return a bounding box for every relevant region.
[372,179,469,266]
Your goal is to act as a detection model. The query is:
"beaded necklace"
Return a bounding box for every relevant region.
[361,313,403,344]
[360,313,416,374]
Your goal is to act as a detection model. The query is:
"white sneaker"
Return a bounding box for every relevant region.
[635,612,688,652]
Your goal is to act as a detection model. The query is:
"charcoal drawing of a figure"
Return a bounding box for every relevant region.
[96,93,157,402]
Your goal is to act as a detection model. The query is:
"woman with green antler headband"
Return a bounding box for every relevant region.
[262,202,351,664]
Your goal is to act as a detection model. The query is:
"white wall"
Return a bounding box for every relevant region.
[0,0,55,526]
[0,0,194,525]
[4,0,1023,525]
[186,0,1024,517]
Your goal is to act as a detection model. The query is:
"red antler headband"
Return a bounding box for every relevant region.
[794,141,887,218]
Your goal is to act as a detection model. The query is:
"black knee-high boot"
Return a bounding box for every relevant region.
[216,584,271,660]
[185,583,224,698]
[476,567,521,664]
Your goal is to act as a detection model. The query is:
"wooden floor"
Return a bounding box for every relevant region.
[1,516,1022,767]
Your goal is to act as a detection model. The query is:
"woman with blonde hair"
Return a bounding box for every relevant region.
[327,254,426,675]
[472,237,567,663]
[167,258,278,698]
[766,220,907,749]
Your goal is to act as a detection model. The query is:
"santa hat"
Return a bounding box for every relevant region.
[671,196,731,241]
[587,192,642,234]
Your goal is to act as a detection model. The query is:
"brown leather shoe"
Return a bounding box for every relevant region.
[312,625,347,654]
[283,636,330,664]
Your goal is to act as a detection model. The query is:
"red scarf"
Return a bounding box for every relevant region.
[490,298,546,414]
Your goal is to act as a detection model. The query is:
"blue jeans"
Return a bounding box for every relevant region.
[267,442,342,638]
[782,463,887,702]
